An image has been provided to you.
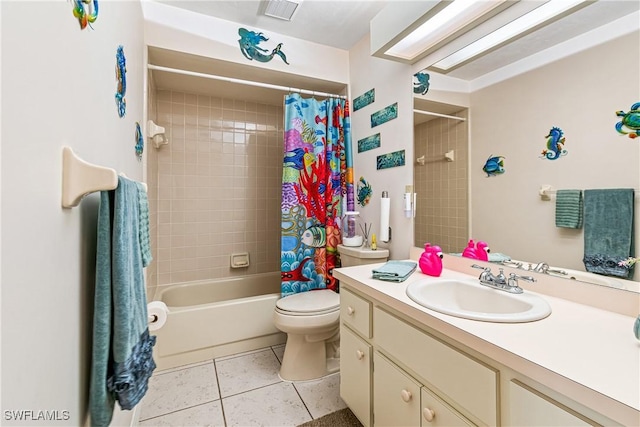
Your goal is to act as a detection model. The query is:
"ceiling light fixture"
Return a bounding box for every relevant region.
[264,0,301,21]
[433,0,588,70]
[385,0,508,60]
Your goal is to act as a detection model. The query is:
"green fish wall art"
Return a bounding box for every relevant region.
[238,28,289,64]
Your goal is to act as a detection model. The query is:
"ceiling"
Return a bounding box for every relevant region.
[148,1,639,106]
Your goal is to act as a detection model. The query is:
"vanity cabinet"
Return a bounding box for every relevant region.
[340,287,493,427]
[340,288,373,427]
[508,380,595,427]
[373,307,495,426]
[339,283,608,427]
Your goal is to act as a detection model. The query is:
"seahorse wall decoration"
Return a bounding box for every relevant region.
[540,126,567,160]
[238,28,289,65]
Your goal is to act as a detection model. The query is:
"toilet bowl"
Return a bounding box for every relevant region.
[273,289,340,381]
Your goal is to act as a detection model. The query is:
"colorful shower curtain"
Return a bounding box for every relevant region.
[281,93,354,297]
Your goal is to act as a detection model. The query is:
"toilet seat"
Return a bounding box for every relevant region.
[275,289,339,316]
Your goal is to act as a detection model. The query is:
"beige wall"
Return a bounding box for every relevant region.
[149,90,283,288]
[414,111,469,253]
[349,34,413,259]
[1,1,144,423]
[470,31,640,278]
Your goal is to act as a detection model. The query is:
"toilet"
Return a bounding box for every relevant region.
[273,289,340,381]
[273,245,389,381]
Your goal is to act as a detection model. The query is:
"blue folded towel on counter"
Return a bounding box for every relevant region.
[372,261,417,282]
[555,189,583,229]
[90,176,156,427]
[582,188,635,278]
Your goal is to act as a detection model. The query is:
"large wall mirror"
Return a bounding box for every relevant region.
[413,26,639,295]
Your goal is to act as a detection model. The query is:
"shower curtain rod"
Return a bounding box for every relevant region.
[413,108,467,121]
[148,64,347,99]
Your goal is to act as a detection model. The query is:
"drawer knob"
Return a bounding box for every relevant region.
[400,389,412,403]
[423,408,435,422]
[347,306,355,315]
[356,350,365,360]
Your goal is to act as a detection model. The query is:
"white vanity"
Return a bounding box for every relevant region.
[335,253,640,427]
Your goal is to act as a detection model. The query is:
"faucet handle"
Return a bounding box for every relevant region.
[507,273,536,293]
[509,273,536,283]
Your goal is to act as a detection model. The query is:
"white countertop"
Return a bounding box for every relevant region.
[334,264,640,426]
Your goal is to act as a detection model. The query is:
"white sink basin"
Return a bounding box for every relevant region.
[406,278,551,323]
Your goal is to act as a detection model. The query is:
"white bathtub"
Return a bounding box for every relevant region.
[152,272,286,371]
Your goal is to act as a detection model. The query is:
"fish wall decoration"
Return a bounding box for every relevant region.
[482,155,505,177]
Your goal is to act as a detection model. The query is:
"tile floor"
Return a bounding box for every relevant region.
[139,344,347,426]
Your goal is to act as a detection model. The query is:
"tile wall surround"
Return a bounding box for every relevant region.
[147,75,159,296]
[414,111,469,254]
[149,89,284,288]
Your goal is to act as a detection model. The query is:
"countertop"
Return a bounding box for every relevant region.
[334,263,640,426]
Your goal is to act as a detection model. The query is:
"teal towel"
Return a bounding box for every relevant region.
[90,177,156,427]
[372,261,417,282]
[555,189,583,229]
[137,182,152,267]
[582,188,635,278]
[488,253,511,263]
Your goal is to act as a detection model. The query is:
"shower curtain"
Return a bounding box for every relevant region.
[281,93,353,297]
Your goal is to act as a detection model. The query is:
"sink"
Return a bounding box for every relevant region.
[406,278,551,323]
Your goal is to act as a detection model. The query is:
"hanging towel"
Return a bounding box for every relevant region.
[90,176,156,427]
[137,182,153,267]
[582,188,635,278]
[372,261,417,282]
[555,189,583,229]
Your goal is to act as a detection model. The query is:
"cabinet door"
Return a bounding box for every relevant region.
[374,352,421,427]
[421,387,474,427]
[340,325,372,427]
[509,381,596,426]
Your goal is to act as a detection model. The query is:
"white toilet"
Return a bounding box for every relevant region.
[273,245,389,382]
[273,289,340,381]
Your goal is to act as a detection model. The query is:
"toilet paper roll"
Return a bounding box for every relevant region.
[380,193,390,242]
[147,301,169,332]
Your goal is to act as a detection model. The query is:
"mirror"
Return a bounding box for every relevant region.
[412,26,640,293]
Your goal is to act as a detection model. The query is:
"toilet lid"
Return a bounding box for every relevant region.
[276,289,340,314]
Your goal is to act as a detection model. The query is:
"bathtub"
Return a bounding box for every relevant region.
[152,272,286,371]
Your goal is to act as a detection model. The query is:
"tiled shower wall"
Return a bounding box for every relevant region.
[413,111,469,254]
[150,90,284,287]
[146,74,159,296]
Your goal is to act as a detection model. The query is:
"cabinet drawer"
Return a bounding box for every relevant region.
[374,352,421,427]
[341,288,371,338]
[374,307,497,426]
[421,387,474,427]
[509,380,596,427]
[340,325,372,427]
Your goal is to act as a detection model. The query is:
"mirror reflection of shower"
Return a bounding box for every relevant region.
[147,120,169,148]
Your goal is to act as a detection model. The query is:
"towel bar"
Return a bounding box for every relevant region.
[61,146,147,208]
[539,185,638,201]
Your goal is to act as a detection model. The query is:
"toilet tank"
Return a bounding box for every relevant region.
[337,244,389,267]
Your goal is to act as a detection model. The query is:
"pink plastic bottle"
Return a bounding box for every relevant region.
[476,241,490,261]
[462,239,478,259]
[420,243,443,277]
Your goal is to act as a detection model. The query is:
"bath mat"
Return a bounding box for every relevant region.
[297,408,363,427]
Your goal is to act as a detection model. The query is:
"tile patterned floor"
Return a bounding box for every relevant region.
[139,345,347,426]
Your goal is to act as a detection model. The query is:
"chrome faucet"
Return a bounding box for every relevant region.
[532,262,567,276]
[471,264,536,294]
